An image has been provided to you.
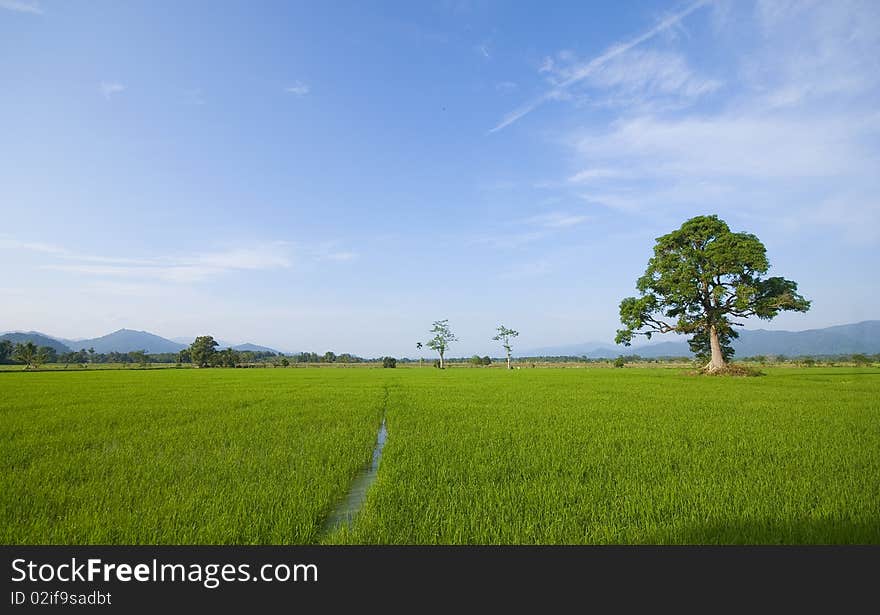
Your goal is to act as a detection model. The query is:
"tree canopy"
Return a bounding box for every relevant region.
[12,341,47,370]
[615,215,810,372]
[189,336,219,368]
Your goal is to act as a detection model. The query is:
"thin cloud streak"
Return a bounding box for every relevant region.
[0,0,43,14]
[100,82,126,99]
[2,240,361,284]
[524,212,591,229]
[285,81,310,96]
[489,0,710,132]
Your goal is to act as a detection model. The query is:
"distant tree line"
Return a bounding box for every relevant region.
[181,336,369,368]
[391,353,880,368]
[0,340,55,369]
[2,336,877,370]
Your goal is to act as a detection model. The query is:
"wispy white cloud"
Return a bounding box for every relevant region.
[745,0,880,106]
[526,1,880,245]
[3,240,361,284]
[0,0,43,14]
[573,113,879,181]
[186,245,291,270]
[43,263,215,284]
[41,244,293,284]
[490,0,710,132]
[5,237,364,284]
[524,211,590,229]
[284,81,310,96]
[578,48,721,109]
[0,239,68,255]
[567,168,626,184]
[100,81,126,100]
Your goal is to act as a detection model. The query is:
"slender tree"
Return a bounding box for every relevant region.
[416,342,423,367]
[424,319,457,369]
[492,325,519,370]
[615,215,810,373]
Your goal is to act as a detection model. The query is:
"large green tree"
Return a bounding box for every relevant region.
[615,215,810,372]
[189,336,219,368]
[424,319,457,369]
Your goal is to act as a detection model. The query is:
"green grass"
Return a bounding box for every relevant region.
[332,367,880,544]
[2,367,878,544]
[0,363,180,371]
[0,369,384,544]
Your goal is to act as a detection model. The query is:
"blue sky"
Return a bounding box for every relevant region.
[1,0,878,357]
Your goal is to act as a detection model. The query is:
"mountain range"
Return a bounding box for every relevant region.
[3,321,879,358]
[0,331,72,354]
[523,321,880,358]
[0,329,281,355]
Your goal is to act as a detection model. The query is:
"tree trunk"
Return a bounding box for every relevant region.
[506,350,511,370]
[439,351,444,370]
[705,324,726,372]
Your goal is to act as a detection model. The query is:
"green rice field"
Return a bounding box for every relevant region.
[1,369,384,544]
[2,367,878,544]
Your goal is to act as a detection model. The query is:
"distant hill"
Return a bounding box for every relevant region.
[68,329,186,354]
[523,321,880,359]
[172,337,281,354]
[523,341,618,358]
[730,320,880,357]
[627,341,692,358]
[231,343,280,354]
[171,336,236,348]
[0,331,71,354]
